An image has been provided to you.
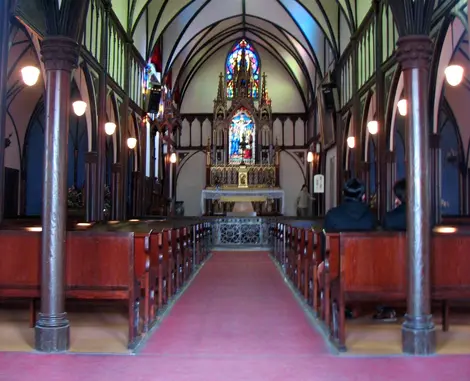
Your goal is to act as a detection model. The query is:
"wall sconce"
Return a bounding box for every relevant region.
[397,99,407,116]
[170,152,177,163]
[347,136,355,148]
[445,65,464,86]
[21,66,40,86]
[307,151,314,163]
[105,122,116,135]
[367,120,378,135]
[127,137,137,149]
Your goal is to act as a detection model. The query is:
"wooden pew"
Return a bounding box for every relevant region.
[0,230,41,327]
[65,231,145,349]
[323,230,470,351]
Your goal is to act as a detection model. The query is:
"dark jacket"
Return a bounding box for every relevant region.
[382,203,406,231]
[324,200,378,232]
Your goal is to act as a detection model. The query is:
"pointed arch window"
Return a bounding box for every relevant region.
[226,39,260,99]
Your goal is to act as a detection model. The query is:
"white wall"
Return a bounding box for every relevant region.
[325,146,337,211]
[176,151,206,216]
[279,151,305,216]
[180,43,305,113]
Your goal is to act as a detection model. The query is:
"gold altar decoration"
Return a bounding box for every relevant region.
[210,165,276,188]
[238,166,248,188]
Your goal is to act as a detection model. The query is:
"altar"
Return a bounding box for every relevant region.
[201,188,285,215]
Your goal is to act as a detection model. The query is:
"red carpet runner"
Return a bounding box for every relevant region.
[1,251,470,381]
[141,251,326,356]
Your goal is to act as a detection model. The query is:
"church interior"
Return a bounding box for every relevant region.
[1,0,470,379]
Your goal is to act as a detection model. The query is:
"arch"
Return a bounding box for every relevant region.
[362,91,376,161]
[344,112,353,171]
[431,16,465,135]
[439,99,463,215]
[226,39,260,99]
[72,64,93,151]
[386,68,404,152]
[228,107,256,165]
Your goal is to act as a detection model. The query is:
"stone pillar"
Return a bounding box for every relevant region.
[396,35,436,355]
[0,0,10,224]
[35,36,80,352]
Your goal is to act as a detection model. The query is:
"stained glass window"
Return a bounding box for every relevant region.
[226,39,260,99]
[229,107,255,165]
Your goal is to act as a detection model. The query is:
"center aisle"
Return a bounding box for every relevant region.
[141,251,327,356]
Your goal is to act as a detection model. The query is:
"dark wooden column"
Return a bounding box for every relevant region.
[385,150,396,211]
[95,0,111,221]
[374,0,387,216]
[35,36,80,352]
[351,37,361,179]
[0,0,12,223]
[119,40,131,221]
[429,134,441,225]
[84,152,98,222]
[111,163,121,220]
[396,35,435,355]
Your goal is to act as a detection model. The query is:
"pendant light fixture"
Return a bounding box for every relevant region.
[307,151,314,163]
[170,152,177,163]
[105,122,116,135]
[367,120,378,135]
[347,136,355,149]
[21,65,40,87]
[72,68,87,116]
[127,137,137,149]
[397,99,407,116]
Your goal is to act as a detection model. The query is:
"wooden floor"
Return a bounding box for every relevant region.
[0,302,131,354]
[343,311,470,355]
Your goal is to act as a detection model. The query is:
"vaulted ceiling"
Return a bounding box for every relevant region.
[110,0,373,106]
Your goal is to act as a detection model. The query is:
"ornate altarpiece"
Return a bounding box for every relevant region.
[202,44,284,216]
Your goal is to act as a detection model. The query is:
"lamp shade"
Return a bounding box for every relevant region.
[347,136,355,149]
[445,65,464,86]
[170,152,177,163]
[397,99,407,116]
[127,137,137,149]
[72,100,87,116]
[104,122,116,135]
[21,66,40,86]
[307,151,314,163]
[367,120,378,135]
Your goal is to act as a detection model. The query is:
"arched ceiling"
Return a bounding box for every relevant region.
[111,0,373,107]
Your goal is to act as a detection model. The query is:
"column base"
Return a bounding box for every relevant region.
[401,314,436,355]
[35,313,70,352]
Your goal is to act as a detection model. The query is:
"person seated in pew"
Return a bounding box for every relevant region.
[382,178,406,231]
[323,178,377,231]
[318,178,377,318]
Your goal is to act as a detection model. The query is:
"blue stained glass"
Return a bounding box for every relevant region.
[225,39,260,99]
[229,107,255,165]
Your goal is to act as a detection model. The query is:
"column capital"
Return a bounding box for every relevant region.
[396,35,433,70]
[41,36,80,72]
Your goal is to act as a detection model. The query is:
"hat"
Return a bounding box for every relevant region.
[343,178,365,201]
